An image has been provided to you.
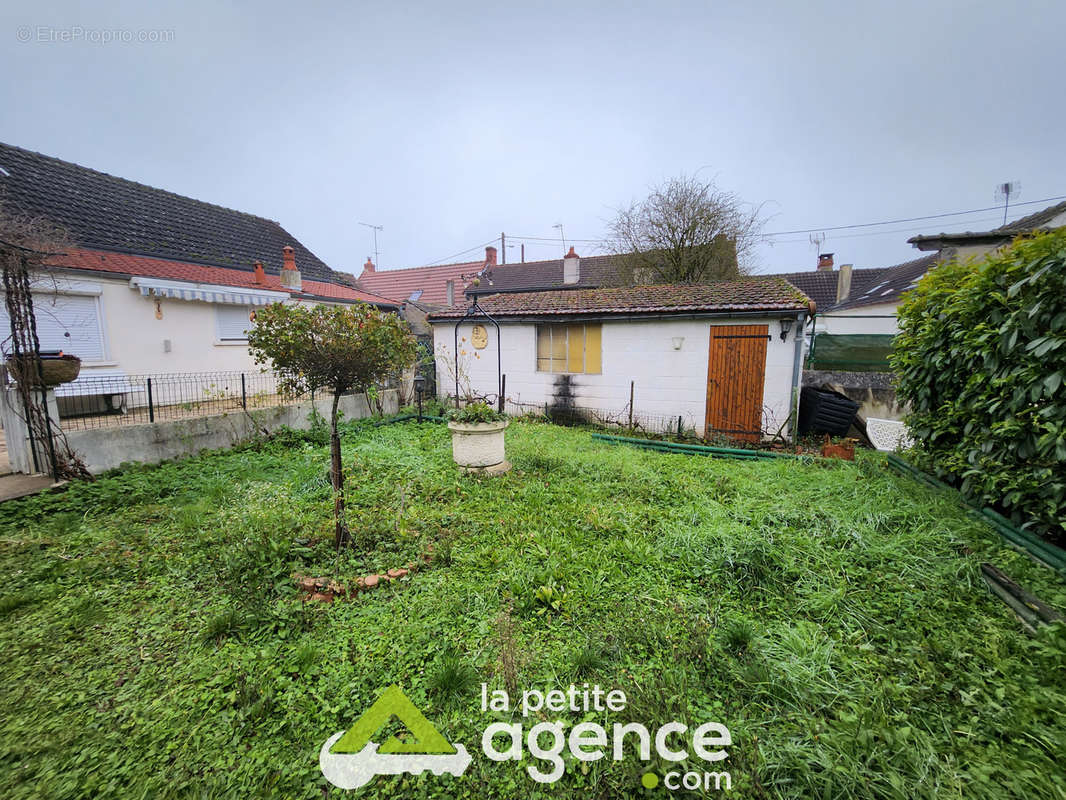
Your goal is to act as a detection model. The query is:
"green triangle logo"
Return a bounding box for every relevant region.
[331,685,456,755]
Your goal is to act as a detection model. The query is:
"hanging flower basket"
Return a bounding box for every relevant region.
[6,353,82,387]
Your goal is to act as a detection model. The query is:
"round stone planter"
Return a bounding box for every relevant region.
[6,354,82,387]
[448,419,510,474]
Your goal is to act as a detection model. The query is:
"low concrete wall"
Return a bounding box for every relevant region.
[64,389,399,474]
[803,370,906,421]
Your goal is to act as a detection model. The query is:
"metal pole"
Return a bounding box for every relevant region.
[417,389,423,422]
[629,381,634,428]
[241,373,247,410]
[147,377,154,423]
[499,374,506,414]
[501,232,506,264]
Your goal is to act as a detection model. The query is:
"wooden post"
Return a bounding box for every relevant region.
[628,381,634,428]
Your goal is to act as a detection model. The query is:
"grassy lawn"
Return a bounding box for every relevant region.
[1,420,1064,799]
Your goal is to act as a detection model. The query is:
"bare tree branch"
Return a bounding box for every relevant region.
[604,174,765,285]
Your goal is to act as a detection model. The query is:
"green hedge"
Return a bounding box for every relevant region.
[892,229,1066,540]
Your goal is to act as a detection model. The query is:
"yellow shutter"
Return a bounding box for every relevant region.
[585,324,602,374]
[550,324,568,372]
[567,326,585,373]
[536,326,551,371]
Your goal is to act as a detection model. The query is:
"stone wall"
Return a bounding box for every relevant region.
[64,389,399,474]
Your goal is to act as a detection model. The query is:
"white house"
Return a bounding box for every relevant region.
[429,273,813,442]
[0,141,398,414]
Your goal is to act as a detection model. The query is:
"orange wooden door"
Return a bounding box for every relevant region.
[705,324,769,443]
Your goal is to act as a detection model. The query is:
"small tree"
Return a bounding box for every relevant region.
[247,302,416,549]
[605,174,763,285]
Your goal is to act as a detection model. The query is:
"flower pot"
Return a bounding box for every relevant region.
[448,419,510,473]
[6,354,82,387]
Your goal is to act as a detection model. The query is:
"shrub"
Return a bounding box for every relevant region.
[892,229,1066,538]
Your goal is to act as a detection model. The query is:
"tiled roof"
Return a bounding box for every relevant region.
[909,200,1066,249]
[474,254,621,292]
[994,200,1066,233]
[429,279,811,319]
[50,247,397,307]
[832,254,938,311]
[762,268,884,311]
[0,141,342,284]
[356,260,483,307]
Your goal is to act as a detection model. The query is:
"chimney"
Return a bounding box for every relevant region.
[253,260,266,285]
[836,263,853,304]
[363,257,375,274]
[446,279,455,307]
[485,246,498,266]
[817,252,834,272]
[280,245,302,291]
[563,246,580,285]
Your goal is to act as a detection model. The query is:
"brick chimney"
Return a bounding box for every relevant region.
[563,246,580,285]
[280,245,302,291]
[817,252,834,272]
[485,246,498,266]
[363,257,375,274]
[253,260,266,285]
[836,263,853,304]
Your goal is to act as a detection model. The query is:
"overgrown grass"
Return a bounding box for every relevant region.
[0,421,1063,799]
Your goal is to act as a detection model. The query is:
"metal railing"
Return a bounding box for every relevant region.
[502,398,704,439]
[54,370,302,431]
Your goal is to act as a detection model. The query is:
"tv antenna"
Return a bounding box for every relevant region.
[359,222,383,268]
[995,182,1021,226]
[552,223,567,254]
[809,232,825,254]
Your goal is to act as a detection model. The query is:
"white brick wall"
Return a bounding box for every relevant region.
[433,316,801,437]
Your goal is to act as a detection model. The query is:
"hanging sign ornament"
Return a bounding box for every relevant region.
[470,324,488,350]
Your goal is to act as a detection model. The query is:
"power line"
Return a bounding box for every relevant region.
[417,194,1065,270]
[766,214,1009,245]
[422,238,500,267]
[760,195,1066,237]
[507,194,1066,246]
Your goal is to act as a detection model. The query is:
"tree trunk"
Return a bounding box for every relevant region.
[329,389,347,549]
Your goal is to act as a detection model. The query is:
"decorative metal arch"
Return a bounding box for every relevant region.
[452,296,502,409]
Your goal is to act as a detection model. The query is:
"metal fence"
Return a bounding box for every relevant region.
[54,370,302,431]
[501,398,704,440]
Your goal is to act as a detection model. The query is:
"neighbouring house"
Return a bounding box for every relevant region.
[908,199,1066,262]
[354,249,495,335]
[429,279,813,442]
[0,142,397,396]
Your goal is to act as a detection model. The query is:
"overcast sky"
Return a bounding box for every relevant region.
[3,0,1063,275]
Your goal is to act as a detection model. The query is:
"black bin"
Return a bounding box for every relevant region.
[797,386,860,437]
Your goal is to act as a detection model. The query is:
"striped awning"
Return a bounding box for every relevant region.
[129,277,290,306]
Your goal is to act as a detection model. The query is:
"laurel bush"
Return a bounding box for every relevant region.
[893,229,1066,539]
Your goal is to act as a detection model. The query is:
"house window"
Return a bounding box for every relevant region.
[536,323,601,374]
[216,306,254,341]
[0,293,107,362]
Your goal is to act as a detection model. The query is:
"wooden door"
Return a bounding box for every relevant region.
[705,324,769,443]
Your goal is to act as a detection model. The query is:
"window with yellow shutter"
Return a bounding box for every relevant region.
[535,323,602,374]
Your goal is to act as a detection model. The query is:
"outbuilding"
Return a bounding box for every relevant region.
[429,279,813,442]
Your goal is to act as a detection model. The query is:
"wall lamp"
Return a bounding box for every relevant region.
[778,318,794,341]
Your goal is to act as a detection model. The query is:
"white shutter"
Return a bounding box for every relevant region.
[0,294,106,361]
[216,306,253,341]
